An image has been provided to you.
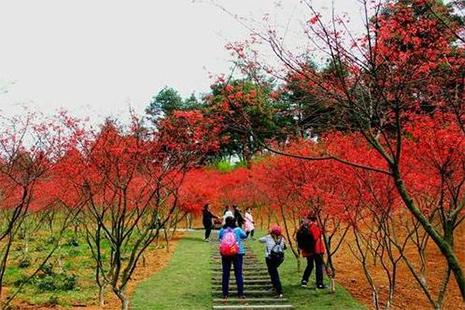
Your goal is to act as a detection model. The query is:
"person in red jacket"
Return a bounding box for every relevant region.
[300,215,325,289]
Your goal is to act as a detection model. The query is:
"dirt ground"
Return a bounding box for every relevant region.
[248,209,465,309]
[333,225,465,309]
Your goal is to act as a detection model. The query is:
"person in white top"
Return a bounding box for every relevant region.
[223,210,234,225]
[259,225,286,298]
[244,207,255,240]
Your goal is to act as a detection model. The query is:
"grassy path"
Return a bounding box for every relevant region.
[132,231,212,309]
[132,230,364,309]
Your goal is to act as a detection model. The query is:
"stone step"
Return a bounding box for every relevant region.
[211,262,261,267]
[212,298,289,304]
[212,277,270,282]
[210,238,293,309]
[212,284,273,290]
[211,257,259,260]
[212,305,293,310]
[211,272,269,277]
[210,257,260,260]
[212,279,271,285]
[211,259,260,262]
[212,267,268,271]
[212,290,274,297]
[211,267,268,271]
[211,271,268,275]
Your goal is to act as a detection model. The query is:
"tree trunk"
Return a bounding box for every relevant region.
[393,171,465,300]
[98,286,105,307]
[115,289,129,310]
[329,277,336,293]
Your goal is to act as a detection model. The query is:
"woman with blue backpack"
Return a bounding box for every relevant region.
[218,216,247,300]
[259,225,286,298]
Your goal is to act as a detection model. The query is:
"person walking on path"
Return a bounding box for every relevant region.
[244,207,255,239]
[259,225,286,298]
[232,205,245,228]
[202,204,218,241]
[218,216,247,299]
[222,206,235,225]
[298,215,325,289]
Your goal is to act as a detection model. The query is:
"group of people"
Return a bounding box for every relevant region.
[202,204,325,299]
[202,204,255,241]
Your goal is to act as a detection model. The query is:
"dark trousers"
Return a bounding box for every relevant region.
[302,254,324,285]
[221,254,244,297]
[246,230,255,238]
[204,225,212,239]
[266,257,282,294]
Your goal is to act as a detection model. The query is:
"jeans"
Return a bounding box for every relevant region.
[266,257,282,294]
[302,254,324,286]
[221,254,244,297]
[204,225,212,239]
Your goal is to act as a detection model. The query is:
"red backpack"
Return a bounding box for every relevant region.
[219,228,239,256]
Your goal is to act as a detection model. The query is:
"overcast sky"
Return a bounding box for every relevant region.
[0,0,363,124]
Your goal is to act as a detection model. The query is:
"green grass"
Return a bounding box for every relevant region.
[5,226,155,308]
[4,230,99,307]
[247,231,366,310]
[132,231,212,310]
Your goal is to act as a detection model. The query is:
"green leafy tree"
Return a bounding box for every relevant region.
[206,79,294,163]
[146,87,184,121]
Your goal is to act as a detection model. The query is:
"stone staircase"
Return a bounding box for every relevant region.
[211,241,293,310]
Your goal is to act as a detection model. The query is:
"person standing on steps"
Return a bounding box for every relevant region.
[219,216,247,300]
[297,214,326,289]
[202,203,218,241]
[244,207,255,240]
[222,205,235,226]
[259,225,286,298]
[232,205,245,228]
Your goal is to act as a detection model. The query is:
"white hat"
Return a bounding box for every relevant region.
[224,211,234,218]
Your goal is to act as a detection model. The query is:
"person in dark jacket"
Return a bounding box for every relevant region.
[202,204,218,241]
[232,205,245,228]
[299,215,325,288]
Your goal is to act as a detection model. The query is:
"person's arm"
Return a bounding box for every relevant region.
[238,228,247,239]
[218,228,224,240]
[209,211,219,219]
[258,235,268,243]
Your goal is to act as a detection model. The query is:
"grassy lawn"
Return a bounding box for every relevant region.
[132,231,212,309]
[247,231,366,310]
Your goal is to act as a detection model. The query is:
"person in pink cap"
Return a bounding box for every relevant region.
[258,225,287,298]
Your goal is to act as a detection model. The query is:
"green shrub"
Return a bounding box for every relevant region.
[65,238,79,247]
[39,263,54,276]
[13,275,29,287]
[36,276,57,291]
[61,274,77,291]
[48,295,59,306]
[34,273,77,292]
[18,259,31,269]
